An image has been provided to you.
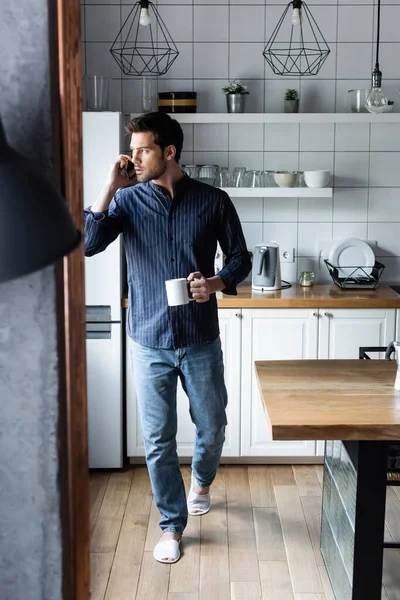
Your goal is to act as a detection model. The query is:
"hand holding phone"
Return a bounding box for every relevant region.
[121,160,136,180]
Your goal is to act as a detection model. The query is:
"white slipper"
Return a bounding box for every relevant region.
[153,538,181,564]
[187,475,210,516]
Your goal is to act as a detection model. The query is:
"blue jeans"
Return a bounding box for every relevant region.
[130,337,228,534]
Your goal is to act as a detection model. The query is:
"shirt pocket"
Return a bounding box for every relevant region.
[136,214,162,247]
[187,213,216,248]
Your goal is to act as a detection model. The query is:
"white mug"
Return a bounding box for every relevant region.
[165,278,194,306]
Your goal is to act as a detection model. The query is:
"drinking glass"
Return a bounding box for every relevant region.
[263,170,276,187]
[214,167,230,187]
[347,89,368,113]
[246,170,263,188]
[232,167,246,187]
[182,165,199,179]
[142,76,157,112]
[198,165,219,185]
[85,75,110,111]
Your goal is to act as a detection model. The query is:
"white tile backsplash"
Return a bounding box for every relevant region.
[231,198,263,223]
[368,188,400,222]
[157,5,193,42]
[262,223,298,255]
[241,222,263,251]
[300,124,334,152]
[380,6,400,42]
[230,5,265,43]
[300,80,336,113]
[333,188,368,222]
[82,0,400,276]
[336,43,372,79]
[299,222,333,256]
[337,6,374,42]
[335,124,370,151]
[264,152,299,172]
[85,6,120,42]
[86,43,122,77]
[370,124,400,152]
[299,198,333,222]
[193,124,228,152]
[332,222,368,240]
[228,151,264,171]
[194,5,228,43]
[299,152,334,173]
[159,44,193,79]
[194,43,228,78]
[368,223,400,257]
[263,197,298,223]
[334,152,370,187]
[193,151,229,168]
[194,79,227,112]
[370,153,400,187]
[229,124,264,152]
[265,124,299,152]
[229,43,265,80]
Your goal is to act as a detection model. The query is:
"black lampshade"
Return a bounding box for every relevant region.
[263,0,330,76]
[110,0,179,76]
[0,119,81,284]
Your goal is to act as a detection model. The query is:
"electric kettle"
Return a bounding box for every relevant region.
[252,241,282,291]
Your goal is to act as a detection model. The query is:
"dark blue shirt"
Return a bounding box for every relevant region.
[84,175,252,348]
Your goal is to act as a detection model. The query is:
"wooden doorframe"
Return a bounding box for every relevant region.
[54,0,90,598]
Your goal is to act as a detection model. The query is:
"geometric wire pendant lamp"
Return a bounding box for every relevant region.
[263,0,330,76]
[110,0,179,76]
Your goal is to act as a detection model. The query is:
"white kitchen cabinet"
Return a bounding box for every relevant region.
[241,307,396,458]
[241,308,319,457]
[318,308,395,359]
[126,308,242,459]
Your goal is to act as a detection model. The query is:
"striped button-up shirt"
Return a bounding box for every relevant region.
[84,175,252,349]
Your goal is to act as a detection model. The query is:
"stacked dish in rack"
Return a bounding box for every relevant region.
[329,238,375,278]
[325,238,384,289]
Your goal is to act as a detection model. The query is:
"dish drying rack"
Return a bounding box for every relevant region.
[324,259,385,289]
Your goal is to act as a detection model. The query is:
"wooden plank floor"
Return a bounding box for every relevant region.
[90,465,400,600]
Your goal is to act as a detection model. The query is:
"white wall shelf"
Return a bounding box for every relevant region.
[130,112,400,124]
[221,187,332,197]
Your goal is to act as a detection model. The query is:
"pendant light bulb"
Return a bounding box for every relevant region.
[292,7,301,26]
[365,87,388,113]
[365,68,388,113]
[139,7,151,26]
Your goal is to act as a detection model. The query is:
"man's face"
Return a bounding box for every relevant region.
[130,131,168,183]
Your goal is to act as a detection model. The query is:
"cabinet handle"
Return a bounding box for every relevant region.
[312,311,318,317]
[235,312,242,318]
[323,311,331,318]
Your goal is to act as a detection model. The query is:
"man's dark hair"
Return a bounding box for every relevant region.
[126,112,184,163]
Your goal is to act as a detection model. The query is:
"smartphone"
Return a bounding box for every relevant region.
[121,161,136,180]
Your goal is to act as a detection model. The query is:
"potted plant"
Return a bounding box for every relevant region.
[284,88,299,113]
[222,80,249,113]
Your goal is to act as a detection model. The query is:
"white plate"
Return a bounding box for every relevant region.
[329,238,375,278]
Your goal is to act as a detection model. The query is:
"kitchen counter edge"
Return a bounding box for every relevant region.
[122,284,400,309]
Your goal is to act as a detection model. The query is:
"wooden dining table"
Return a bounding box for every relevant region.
[255,359,400,600]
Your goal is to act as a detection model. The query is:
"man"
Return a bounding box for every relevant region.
[84,112,251,563]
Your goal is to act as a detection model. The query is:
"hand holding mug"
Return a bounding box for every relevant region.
[187,271,211,303]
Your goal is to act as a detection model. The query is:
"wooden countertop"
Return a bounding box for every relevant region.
[255,360,400,441]
[122,284,400,309]
[216,284,400,308]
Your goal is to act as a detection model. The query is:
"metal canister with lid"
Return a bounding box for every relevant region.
[299,271,314,287]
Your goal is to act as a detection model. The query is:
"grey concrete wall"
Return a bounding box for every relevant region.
[0,2,63,599]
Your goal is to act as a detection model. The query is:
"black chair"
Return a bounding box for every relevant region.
[359,345,400,549]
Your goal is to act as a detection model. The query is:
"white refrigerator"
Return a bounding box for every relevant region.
[83,111,124,468]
